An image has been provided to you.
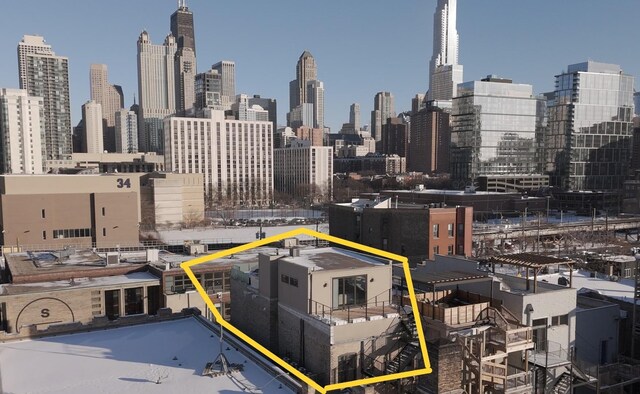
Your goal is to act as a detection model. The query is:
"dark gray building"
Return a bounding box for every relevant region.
[170,0,196,54]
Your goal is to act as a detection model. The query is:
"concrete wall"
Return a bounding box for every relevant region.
[0,280,159,338]
[308,264,392,309]
[230,276,278,352]
[1,192,138,248]
[278,259,310,313]
[575,296,619,365]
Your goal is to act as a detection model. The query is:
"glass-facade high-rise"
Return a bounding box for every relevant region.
[451,77,537,186]
[546,61,634,191]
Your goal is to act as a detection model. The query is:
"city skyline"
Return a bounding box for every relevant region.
[1,1,639,133]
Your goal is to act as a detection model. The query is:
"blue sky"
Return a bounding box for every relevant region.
[0,0,639,131]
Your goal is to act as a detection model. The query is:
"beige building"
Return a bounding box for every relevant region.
[81,100,104,154]
[0,174,142,249]
[89,64,124,140]
[231,246,419,387]
[140,172,204,227]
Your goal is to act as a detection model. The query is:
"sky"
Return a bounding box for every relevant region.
[1,0,639,132]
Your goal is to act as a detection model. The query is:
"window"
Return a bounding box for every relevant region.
[432,224,440,238]
[551,314,568,326]
[281,274,290,284]
[332,276,367,309]
[433,246,440,255]
[41,209,45,219]
[290,277,298,287]
[42,231,46,240]
[102,207,106,216]
[458,223,464,233]
[102,228,106,237]
[448,223,454,237]
[52,228,91,239]
[105,289,120,320]
[447,245,454,255]
[124,287,144,316]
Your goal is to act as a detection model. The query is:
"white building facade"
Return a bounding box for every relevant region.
[274,145,333,202]
[164,110,273,206]
[115,109,138,154]
[0,89,45,174]
[428,0,464,101]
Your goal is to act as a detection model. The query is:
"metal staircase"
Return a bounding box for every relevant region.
[385,342,420,374]
[552,373,572,394]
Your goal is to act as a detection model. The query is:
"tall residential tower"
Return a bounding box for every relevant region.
[17,35,72,160]
[428,0,463,101]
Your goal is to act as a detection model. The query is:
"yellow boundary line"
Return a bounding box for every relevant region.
[181,228,431,393]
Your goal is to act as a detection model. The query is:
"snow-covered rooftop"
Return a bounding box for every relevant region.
[0,318,296,393]
[538,269,637,304]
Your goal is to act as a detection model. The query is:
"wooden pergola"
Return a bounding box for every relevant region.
[490,253,575,293]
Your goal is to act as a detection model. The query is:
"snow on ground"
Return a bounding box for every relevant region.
[159,223,330,245]
[0,318,294,394]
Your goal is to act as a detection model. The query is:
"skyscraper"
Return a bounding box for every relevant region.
[170,0,196,55]
[175,47,196,113]
[0,89,45,174]
[137,31,177,153]
[349,103,361,131]
[248,95,278,129]
[371,92,395,142]
[409,105,450,174]
[450,76,537,185]
[81,100,104,154]
[289,51,318,111]
[171,1,197,114]
[546,61,635,191]
[306,80,324,131]
[17,35,72,160]
[90,64,124,152]
[428,0,463,101]
[212,61,236,107]
[115,109,138,154]
[195,67,223,110]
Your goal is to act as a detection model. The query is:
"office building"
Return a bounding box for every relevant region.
[546,61,635,191]
[137,31,177,154]
[89,64,124,152]
[46,152,163,174]
[428,0,463,101]
[212,61,236,106]
[231,94,269,121]
[333,154,406,175]
[289,103,314,130]
[194,67,223,110]
[371,92,395,142]
[170,0,196,55]
[164,110,273,206]
[408,105,450,173]
[274,145,333,202]
[289,51,317,111]
[174,47,196,113]
[115,109,138,154]
[140,172,204,227]
[306,80,324,130]
[0,89,45,174]
[248,95,277,128]
[81,100,104,154]
[349,103,361,131]
[17,35,72,160]
[294,126,324,147]
[451,76,538,186]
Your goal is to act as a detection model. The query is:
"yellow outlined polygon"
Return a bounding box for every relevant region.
[181,228,431,393]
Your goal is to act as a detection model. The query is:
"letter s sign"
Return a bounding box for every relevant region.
[41,308,50,318]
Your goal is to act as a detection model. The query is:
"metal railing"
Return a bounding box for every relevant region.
[309,298,399,325]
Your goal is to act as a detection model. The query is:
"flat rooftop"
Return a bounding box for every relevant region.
[284,247,389,270]
[6,249,145,281]
[0,272,159,296]
[0,318,295,394]
[539,270,637,304]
